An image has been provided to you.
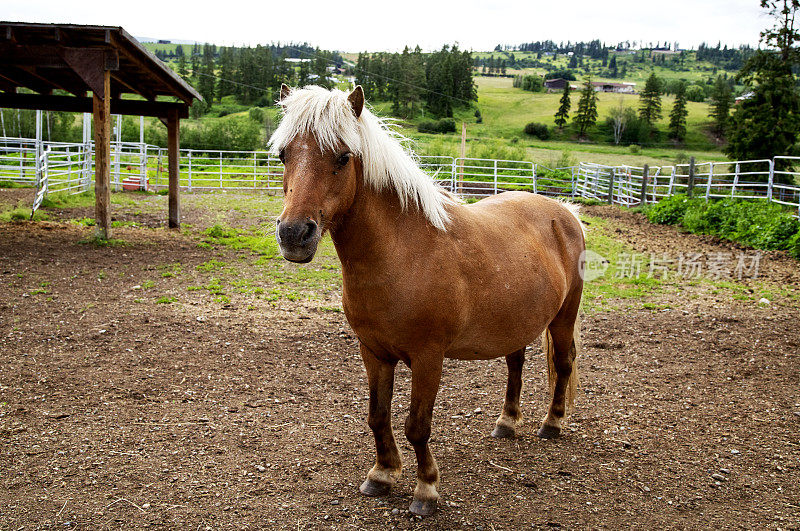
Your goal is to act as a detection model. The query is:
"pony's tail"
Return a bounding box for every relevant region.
[543,313,581,413]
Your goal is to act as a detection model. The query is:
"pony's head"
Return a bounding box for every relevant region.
[269,84,455,263]
[269,84,363,262]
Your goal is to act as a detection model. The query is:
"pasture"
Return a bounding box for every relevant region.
[1,188,799,528]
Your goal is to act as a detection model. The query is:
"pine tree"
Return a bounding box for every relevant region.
[568,54,578,68]
[177,54,188,79]
[668,82,688,141]
[725,0,800,176]
[425,45,455,117]
[197,44,215,107]
[725,52,800,167]
[608,55,618,77]
[216,47,236,98]
[354,53,372,98]
[191,51,200,79]
[638,72,662,125]
[554,83,571,128]
[708,75,733,136]
[574,78,598,137]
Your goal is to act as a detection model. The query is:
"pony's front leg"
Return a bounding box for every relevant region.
[406,353,443,516]
[359,343,402,497]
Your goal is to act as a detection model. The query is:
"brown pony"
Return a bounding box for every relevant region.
[270,84,585,516]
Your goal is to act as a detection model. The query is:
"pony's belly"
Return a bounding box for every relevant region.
[445,322,548,360]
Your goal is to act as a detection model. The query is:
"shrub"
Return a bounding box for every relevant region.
[645,194,700,225]
[418,120,439,134]
[647,196,800,255]
[788,232,800,259]
[438,118,456,133]
[628,144,640,154]
[685,85,706,102]
[524,122,550,140]
[249,107,265,123]
[418,118,456,134]
[514,75,543,92]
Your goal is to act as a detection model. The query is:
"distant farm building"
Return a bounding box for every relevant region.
[544,78,575,92]
[591,81,636,93]
[544,78,634,93]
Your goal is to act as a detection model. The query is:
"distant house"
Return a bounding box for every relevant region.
[735,91,754,104]
[544,78,570,91]
[285,57,311,63]
[591,81,636,94]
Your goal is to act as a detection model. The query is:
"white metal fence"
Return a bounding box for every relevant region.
[2,137,799,217]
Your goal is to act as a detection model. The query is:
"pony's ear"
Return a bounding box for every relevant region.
[280,83,291,101]
[348,85,364,118]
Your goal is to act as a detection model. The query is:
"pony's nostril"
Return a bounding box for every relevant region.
[300,221,317,244]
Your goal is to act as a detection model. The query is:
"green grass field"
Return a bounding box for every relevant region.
[399,76,725,168]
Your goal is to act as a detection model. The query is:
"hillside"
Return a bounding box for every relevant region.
[134,42,729,167]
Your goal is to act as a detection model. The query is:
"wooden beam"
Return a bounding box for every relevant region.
[0,92,189,118]
[0,66,54,95]
[110,33,197,105]
[0,74,17,93]
[0,44,71,68]
[166,107,180,229]
[110,71,155,101]
[61,47,118,99]
[33,67,90,97]
[93,70,112,239]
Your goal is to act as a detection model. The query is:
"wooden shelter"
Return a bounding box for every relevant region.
[0,22,201,237]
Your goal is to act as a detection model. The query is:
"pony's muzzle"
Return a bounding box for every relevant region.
[276,218,320,263]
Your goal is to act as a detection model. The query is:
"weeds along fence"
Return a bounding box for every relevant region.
[1,137,799,217]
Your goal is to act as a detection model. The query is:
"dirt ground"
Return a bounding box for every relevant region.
[1,193,799,529]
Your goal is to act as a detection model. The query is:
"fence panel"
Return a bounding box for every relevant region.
[453,157,535,197]
[3,136,800,218]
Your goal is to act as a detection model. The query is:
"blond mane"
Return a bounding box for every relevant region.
[268,85,457,230]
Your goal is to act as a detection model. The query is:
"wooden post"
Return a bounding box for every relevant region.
[93,70,111,239]
[687,156,696,198]
[607,168,615,204]
[167,108,180,228]
[457,122,466,195]
[640,163,649,205]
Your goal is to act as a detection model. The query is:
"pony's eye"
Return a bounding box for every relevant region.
[279,150,286,164]
[337,153,351,166]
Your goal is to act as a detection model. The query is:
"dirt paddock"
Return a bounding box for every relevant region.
[0,192,798,529]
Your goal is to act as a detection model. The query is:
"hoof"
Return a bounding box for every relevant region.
[537,424,561,439]
[491,423,516,439]
[359,478,391,497]
[409,498,437,516]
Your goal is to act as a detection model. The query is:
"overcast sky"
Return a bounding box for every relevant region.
[4,0,769,52]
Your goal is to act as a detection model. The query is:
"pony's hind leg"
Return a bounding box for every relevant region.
[538,311,580,440]
[491,348,526,438]
[359,344,403,497]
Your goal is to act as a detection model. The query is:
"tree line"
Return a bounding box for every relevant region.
[354,45,476,118]
[159,43,345,113]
